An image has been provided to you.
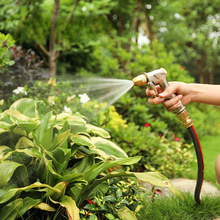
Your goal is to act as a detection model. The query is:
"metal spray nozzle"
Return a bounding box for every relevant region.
[132,68,193,128]
[132,74,147,86]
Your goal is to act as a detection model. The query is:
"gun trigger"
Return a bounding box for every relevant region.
[148,82,158,97]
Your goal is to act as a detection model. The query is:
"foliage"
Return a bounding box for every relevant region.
[0,32,15,68]
[81,177,146,219]
[1,79,195,178]
[139,193,220,220]
[153,0,220,83]
[0,98,182,219]
[0,44,47,100]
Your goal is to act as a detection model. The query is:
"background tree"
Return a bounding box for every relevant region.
[152,0,220,83]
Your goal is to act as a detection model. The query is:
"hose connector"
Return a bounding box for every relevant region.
[177,110,193,128]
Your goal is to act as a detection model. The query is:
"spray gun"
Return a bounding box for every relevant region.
[132,68,204,204]
[132,68,193,128]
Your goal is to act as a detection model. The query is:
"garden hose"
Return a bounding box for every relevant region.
[187,125,204,204]
[132,68,204,204]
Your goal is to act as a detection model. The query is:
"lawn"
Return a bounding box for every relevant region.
[183,133,220,189]
[139,193,220,220]
[138,133,220,220]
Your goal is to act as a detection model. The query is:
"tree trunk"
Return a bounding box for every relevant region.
[49,0,60,78]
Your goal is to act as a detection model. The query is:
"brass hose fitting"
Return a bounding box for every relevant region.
[177,110,193,128]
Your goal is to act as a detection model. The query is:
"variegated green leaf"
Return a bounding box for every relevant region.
[0,146,10,159]
[132,172,183,199]
[50,195,80,220]
[84,156,141,182]
[15,136,34,149]
[9,98,37,117]
[116,206,138,220]
[0,182,60,204]
[0,160,29,188]
[91,137,127,158]
[70,134,93,147]
[33,202,56,212]
[0,121,11,133]
[86,124,110,138]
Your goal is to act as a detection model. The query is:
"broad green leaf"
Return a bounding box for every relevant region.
[15,136,34,149]
[61,173,85,184]
[34,202,56,212]
[0,182,60,204]
[9,98,37,117]
[18,148,42,158]
[47,182,67,200]
[84,156,141,182]
[116,206,138,220]
[34,111,52,144]
[0,198,23,220]
[71,155,95,174]
[70,133,93,147]
[132,172,183,199]
[0,160,29,188]
[50,130,70,150]
[55,113,86,125]
[17,122,38,135]
[0,121,11,133]
[50,195,80,220]
[91,137,127,158]
[19,197,42,215]
[0,145,10,159]
[4,109,31,122]
[41,125,54,150]
[86,124,110,138]
[34,111,53,142]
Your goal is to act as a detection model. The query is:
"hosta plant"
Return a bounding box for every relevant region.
[0,98,182,219]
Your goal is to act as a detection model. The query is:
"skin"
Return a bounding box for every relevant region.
[146,82,220,185]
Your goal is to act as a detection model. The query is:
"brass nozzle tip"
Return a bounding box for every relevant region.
[132,74,147,86]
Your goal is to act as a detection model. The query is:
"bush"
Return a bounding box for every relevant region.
[0,98,184,219]
[1,79,195,179]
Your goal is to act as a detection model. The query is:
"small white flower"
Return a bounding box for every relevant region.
[78,93,90,105]
[13,87,27,95]
[63,106,72,114]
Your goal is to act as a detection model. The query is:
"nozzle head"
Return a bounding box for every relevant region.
[132,74,147,86]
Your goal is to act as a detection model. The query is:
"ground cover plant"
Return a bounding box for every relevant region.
[139,193,220,220]
[0,98,183,219]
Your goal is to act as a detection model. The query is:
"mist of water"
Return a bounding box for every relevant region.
[67,77,134,108]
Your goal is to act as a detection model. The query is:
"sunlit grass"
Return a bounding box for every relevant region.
[182,134,220,189]
[139,193,220,220]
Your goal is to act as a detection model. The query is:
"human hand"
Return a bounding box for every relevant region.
[146,82,191,112]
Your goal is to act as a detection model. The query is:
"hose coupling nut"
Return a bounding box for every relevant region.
[177,110,193,128]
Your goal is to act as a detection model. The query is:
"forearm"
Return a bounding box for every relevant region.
[189,83,220,105]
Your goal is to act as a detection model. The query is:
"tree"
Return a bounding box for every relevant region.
[152,0,220,83]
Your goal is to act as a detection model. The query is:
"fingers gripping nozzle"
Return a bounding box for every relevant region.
[132,68,193,128]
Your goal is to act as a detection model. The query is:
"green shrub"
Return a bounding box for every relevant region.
[0,32,15,69]
[0,98,182,219]
[1,80,196,178]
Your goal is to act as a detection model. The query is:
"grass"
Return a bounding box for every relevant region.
[139,193,220,220]
[183,134,220,189]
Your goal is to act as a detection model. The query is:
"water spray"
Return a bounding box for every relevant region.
[133,68,204,204]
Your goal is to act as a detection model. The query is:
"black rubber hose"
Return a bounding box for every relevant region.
[187,125,204,204]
